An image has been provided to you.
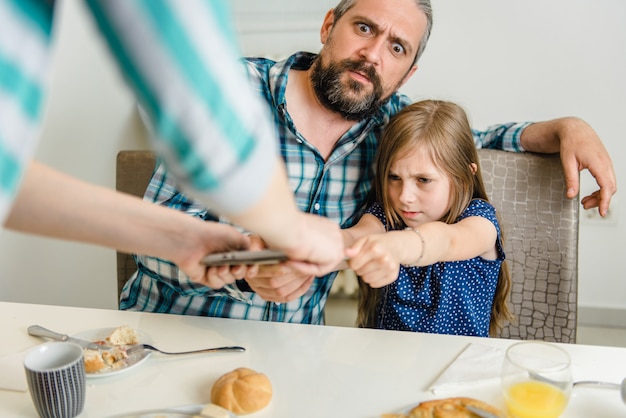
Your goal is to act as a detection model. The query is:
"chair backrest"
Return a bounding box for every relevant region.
[115,150,156,299]
[477,149,579,343]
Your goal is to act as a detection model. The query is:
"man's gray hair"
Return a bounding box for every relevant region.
[332,0,433,64]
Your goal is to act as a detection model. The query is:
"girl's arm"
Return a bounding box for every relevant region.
[345,216,498,288]
[336,214,386,270]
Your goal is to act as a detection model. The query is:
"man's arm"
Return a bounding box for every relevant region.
[474,117,616,216]
[520,117,616,216]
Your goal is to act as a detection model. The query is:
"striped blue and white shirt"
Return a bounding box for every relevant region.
[0,0,278,223]
[120,52,531,324]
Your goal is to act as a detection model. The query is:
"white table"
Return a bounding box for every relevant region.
[1,301,625,417]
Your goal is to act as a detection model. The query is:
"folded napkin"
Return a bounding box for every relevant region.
[429,342,505,395]
[0,351,28,392]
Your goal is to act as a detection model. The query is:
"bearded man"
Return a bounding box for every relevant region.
[120,0,615,324]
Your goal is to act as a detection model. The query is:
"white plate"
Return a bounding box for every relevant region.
[73,327,152,378]
[107,404,237,418]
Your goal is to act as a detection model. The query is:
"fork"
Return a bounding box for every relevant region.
[124,343,245,356]
[529,371,626,404]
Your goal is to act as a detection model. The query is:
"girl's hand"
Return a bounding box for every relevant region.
[345,233,401,288]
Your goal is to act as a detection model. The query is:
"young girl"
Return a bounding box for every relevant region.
[343,100,512,337]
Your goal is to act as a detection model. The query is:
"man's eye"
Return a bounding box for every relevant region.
[391,43,405,55]
[357,23,371,34]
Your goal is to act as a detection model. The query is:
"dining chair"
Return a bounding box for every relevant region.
[115,150,156,299]
[477,149,579,343]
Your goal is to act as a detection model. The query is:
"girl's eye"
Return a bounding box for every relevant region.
[388,174,401,181]
[417,177,431,184]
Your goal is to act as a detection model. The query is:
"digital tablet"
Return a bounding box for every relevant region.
[201,249,288,266]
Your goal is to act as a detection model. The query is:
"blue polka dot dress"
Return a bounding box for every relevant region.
[366,199,505,337]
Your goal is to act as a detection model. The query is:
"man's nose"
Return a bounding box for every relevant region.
[358,37,385,65]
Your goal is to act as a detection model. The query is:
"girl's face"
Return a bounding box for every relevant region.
[387,147,452,228]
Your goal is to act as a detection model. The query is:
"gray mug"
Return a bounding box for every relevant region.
[24,342,86,418]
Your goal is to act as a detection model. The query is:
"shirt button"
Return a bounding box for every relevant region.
[314,203,320,211]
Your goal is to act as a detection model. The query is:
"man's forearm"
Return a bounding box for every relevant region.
[519,117,580,154]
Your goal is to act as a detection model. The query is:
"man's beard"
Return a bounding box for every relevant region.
[310,57,386,121]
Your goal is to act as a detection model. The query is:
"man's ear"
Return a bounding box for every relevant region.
[320,10,335,44]
[398,65,418,89]
[470,163,478,175]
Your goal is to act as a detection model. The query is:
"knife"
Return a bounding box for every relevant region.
[28,325,110,350]
[466,405,503,418]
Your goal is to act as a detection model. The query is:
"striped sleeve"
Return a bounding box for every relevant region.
[0,0,55,222]
[83,0,279,215]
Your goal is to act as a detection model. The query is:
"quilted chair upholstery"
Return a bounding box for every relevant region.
[115,150,156,299]
[477,149,579,343]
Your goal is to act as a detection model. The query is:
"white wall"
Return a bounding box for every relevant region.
[1,1,625,325]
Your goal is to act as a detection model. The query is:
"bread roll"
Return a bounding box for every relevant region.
[211,367,272,415]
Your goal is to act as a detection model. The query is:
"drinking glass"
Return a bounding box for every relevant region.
[501,341,572,418]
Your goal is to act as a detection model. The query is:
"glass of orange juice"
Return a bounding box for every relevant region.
[501,341,572,418]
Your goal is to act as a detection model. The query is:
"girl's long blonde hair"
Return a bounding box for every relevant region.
[357,100,512,336]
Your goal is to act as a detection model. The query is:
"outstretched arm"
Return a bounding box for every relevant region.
[520,117,616,216]
[5,162,251,285]
[345,216,497,288]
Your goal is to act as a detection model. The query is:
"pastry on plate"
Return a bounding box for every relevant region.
[82,325,139,373]
[382,396,505,418]
[107,324,140,345]
[83,349,107,373]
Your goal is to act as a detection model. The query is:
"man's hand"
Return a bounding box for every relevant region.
[245,263,314,303]
[197,233,312,303]
[240,212,345,303]
[521,117,617,216]
[558,118,616,216]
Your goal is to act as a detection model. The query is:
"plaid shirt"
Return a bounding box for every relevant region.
[121,52,530,324]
